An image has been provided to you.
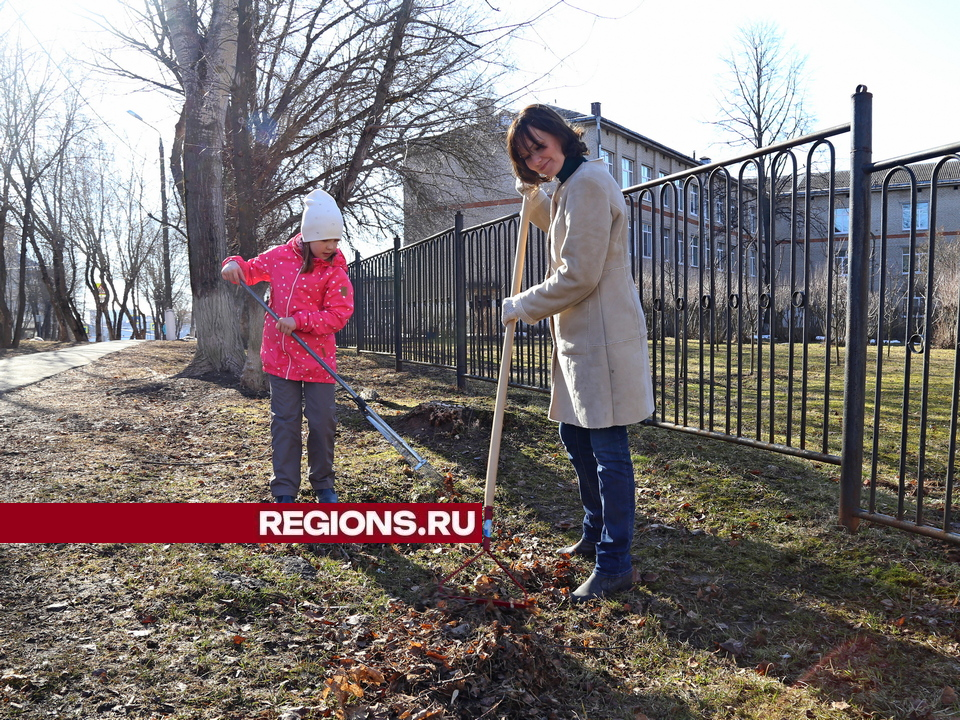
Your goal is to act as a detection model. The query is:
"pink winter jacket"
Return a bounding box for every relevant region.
[223,235,354,382]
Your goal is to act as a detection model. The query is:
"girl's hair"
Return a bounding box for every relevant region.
[300,237,315,273]
[506,104,588,185]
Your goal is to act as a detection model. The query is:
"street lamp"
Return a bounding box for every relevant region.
[127,109,175,340]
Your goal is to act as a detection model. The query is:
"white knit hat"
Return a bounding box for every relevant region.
[300,189,344,243]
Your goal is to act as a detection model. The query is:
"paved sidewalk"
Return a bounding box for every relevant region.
[0,340,145,394]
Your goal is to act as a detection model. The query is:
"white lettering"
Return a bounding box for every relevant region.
[259,511,282,536]
[282,512,304,534]
[366,510,391,536]
[428,510,451,536]
[451,510,476,537]
[339,510,365,536]
[393,510,417,536]
[304,510,329,536]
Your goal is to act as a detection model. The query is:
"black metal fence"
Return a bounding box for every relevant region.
[340,87,960,546]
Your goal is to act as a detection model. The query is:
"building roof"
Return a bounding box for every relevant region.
[800,159,960,193]
[549,104,700,168]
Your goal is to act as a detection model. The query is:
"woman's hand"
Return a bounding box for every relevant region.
[221,261,244,284]
[515,178,539,199]
[501,296,522,325]
[276,317,297,336]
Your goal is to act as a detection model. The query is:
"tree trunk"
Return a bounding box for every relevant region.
[229,0,268,394]
[166,0,244,375]
[0,165,13,348]
[12,177,35,348]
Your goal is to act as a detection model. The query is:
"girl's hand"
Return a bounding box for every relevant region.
[276,317,297,336]
[221,261,244,284]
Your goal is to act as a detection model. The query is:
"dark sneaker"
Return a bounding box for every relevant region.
[570,569,635,603]
[315,487,338,503]
[557,538,597,558]
[275,495,296,503]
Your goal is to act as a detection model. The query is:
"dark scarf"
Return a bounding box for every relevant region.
[557,155,586,184]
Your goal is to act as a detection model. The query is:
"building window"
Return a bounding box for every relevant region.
[600,148,614,176]
[641,164,653,184]
[621,157,634,189]
[747,245,757,277]
[690,184,699,216]
[834,207,849,234]
[689,234,699,267]
[902,247,928,274]
[716,241,726,270]
[642,223,653,258]
[901,202,929,231]
[835,246,848,277]
[901,295,927,331]
[659,171,669,207]
[662,229,672,261]
[677,235,685,266]
[674,180,685,213]
[713,196,726,225]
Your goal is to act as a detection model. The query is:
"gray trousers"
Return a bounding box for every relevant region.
[268,375,337,498]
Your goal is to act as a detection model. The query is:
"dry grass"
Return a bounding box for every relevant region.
[0,341,959,719]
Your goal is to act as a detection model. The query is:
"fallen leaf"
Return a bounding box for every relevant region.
[942,686,958,705]
[717,639,745,656]
[756,661,775,676]
[0,673,33,689]
[350,665,385,685]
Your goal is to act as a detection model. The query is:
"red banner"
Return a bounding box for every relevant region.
[0,503,482,544]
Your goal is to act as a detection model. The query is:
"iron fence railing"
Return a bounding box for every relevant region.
[340,87,959,545]
[849,131,960,544]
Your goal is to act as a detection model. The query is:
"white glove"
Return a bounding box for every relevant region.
[501,296,522,325]
[515,177,539,199]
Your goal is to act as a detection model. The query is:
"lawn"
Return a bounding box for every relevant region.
[0,341,958,719]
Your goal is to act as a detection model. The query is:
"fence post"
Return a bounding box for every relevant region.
[454,211,467,390]
[393,235,403,372]
[353,250,365,354]
[839,85,873,533]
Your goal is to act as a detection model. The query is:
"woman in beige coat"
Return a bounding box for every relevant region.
[502,104,654,602]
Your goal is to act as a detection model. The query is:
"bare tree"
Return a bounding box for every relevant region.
[931,229,960,349]
[712,22,816,365]
[712,22,813,150]
[0,40,90,344]
[162,0,243,373]
[93,0,526,385]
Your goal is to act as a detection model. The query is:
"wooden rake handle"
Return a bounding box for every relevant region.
[483,198,534,527]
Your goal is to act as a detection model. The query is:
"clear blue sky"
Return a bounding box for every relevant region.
[501,0,960,164]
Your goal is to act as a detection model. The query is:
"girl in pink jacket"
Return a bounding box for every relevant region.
[222,189,354,503]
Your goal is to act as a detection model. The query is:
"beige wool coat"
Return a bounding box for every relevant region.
[513,159,655,428]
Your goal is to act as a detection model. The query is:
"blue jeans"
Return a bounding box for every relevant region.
[558,423,635,576]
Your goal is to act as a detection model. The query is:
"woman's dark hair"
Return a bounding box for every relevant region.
[506,104,588,185]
